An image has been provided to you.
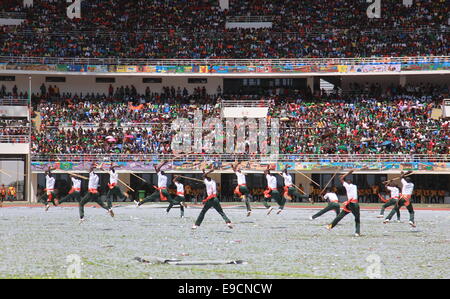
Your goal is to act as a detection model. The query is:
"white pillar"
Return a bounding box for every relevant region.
[30,172,37,203]
[219,0,229,10]
[399,75,407,87]
[23,0,33,7]
[402,0,413,7]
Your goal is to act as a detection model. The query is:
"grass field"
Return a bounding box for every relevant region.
[0,202,449,279]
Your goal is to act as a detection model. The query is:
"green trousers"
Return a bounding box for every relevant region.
[263,190,285,210]
[194,197,231,226]
[312,202,340,219]
[59,191,81,204]
[286,186,309,202]
[234,185,252,212]
[39,191,58,206]
[330,202,360,234]
[138,188,173,206]
[380,198,401,220]
[386,198,414,223]
[166,195,185,217]
[79,192,109,219]
[106,186,127,209]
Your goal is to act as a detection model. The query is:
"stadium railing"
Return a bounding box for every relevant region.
[44,122,444,131]
[0,135,30,143]
[0,98,29,106]
[0,55,448,67]
[30,154,450,163]
[221,99,268,107]
[7,26,447,37]
[0,12,26,19]
[226,16,273,22]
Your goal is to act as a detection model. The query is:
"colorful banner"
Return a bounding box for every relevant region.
[66,64,88,72]
[87,65,108,72]
[141,65,157,73]
[338,64,401,73]
[31,161,450,172]
[0,62,446,74]
[401,62,450,71]
[5,64,57,71]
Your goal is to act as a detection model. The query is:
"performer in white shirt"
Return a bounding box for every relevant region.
[192,167,233,230]
[59,174,82,205]
[377,181,401,221]
[165,175,186,218]
[282,165,310,203]
[103,165,129,209]
[232,161,252,217]
[79,164,114,223]
[327,169,361,237]
[41,166,59,211]
[384,171,416,227]
[262,165,283,215]
[310,188,340,220]
[137,160,173,206]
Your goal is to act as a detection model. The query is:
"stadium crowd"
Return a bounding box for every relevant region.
[0,0,23,12]
[0,85,28,100]
[0,118,30,143]
[29,83,449,155]
[0,0,448,58]
[228,0,448,31]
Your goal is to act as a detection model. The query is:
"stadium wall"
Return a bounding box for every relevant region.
[0,74,224,96]
[2,73,449,97]
[341,74,450,89]
[0,18,25,25]
[0,143,29,154]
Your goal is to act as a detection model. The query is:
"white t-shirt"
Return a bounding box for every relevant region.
[324,192,339,203]
[46,175,55,190]
[282,173,293,186]
[386,186,400,198]
[401,179,414,195]
[204,178,217,196]
[236,171,246,185]
[109,170,118,184]
[175,181,184,194]
[343,181,358,200]
[88,172,99,190]
[157,171,167,188]
[266,174,277,189]
[71,177,81,189]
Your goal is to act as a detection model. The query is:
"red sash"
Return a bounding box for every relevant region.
[377,193,388,203]
[108,183,117,189]
[400,194,411,206]
[264,187,277,198]
[202,193,216,203]
[343,198,358,212]
[88,188,98,194]
[176,191,185,197]
[154,186,168,201]
[69,187,81,194]
[44,189,54,201]
[234,184,246,196]
[283,185,292,197]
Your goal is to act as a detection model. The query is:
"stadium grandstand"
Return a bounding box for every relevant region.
[0,0,448,206]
